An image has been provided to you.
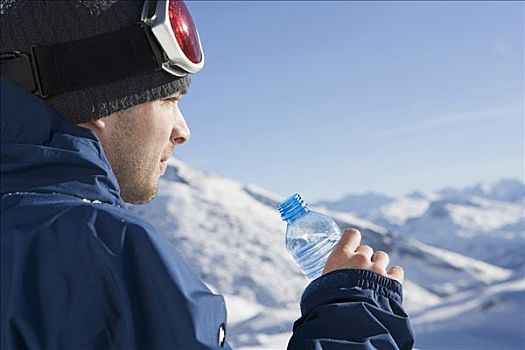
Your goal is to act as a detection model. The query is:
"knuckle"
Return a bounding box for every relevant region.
[340,245,355,258]
[357,245,374,255]
[372,265,385,274]
[332,245,353,260]
[374,251,389,259]
[352,253,370,265]
[360,244,372,251]
[327,247,343,260]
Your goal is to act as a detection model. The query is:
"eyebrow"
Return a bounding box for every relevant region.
[178,85,188,96]
[165,89,186,99]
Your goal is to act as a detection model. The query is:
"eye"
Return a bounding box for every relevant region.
[164,97,179,103]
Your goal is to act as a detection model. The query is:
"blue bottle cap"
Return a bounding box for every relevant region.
[277,193,309,223]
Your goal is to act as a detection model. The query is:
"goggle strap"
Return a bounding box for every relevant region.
[1,23,164,98]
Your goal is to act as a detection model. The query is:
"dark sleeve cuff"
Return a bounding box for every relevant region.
[300,269,403,316]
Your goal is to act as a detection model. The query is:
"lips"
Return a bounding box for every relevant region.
[159,161,167,175]
[160,152,170,162]
[161,147,175,163]
[160,149,173,176]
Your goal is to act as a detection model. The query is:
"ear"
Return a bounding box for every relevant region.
[92,118,106,130]
[79,118,105,131]
[78,117,111,142]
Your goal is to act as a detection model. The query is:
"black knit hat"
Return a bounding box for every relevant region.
[0,0,191,124]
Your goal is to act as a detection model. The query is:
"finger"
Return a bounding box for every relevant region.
[324,229,362,275]
[355,244,374,260]
[336,229,361,255]
[371,251,390,270]
[387,266,404,284]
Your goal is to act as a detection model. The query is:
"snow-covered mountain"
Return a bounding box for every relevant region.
[438,178,525,203]
[412,275,525,349]
[317,190,438,228]
[316,179,525,269]
[130,159,525,349]
[402,197,525,269]
[130,158,392,309]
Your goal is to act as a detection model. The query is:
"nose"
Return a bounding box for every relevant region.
[170,109,191,145]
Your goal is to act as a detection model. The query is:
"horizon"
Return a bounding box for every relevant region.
[177,1,524,202]
[173,156,523,201]
[321,176,525,201]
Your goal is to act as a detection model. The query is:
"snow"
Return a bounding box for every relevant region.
[130,158,525,349]
[132,157,396,309]
[405,239,512,284]
[401,280,441,313]
[81,198,102,204]
[413,277,525,325]
[221,294,295,349]
[400,198,525,269]
[412,277,525,349]
[390,238,513,298]
[319,179,525,269]
[447,196,523,233]
[439,178,525,203]
[374,196,432,227]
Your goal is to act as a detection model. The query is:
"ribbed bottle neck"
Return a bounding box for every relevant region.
[277,193,309,224]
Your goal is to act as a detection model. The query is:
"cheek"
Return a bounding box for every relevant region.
[148,106,174,147]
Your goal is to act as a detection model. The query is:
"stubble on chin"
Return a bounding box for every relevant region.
[121,184,159,204]
[107,142,161,204]
[116,159,161,204]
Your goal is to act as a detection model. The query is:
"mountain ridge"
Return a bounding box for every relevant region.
[129,158,524,349]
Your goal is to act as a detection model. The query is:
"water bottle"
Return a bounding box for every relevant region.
[277,193,342,281]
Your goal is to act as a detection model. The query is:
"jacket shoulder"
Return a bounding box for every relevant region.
[2,192,157,256]
[2,194,228,349]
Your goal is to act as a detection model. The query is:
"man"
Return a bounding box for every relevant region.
[0,1,414,349]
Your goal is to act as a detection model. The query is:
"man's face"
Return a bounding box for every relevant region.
[94,92,190,204]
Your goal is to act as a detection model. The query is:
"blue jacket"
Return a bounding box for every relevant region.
[1,77,414,349]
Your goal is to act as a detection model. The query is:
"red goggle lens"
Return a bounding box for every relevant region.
[168,0,202,64]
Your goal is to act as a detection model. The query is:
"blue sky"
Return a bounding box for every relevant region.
[177,1,524,201]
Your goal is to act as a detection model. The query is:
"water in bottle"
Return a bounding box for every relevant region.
[277,193,342,281]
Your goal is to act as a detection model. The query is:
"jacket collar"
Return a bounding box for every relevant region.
[1,77,125,207]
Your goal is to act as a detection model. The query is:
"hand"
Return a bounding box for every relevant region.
[323,228,404,284]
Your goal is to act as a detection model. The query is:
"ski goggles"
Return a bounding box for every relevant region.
[0,0,204,98]
[142,0,204,76]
